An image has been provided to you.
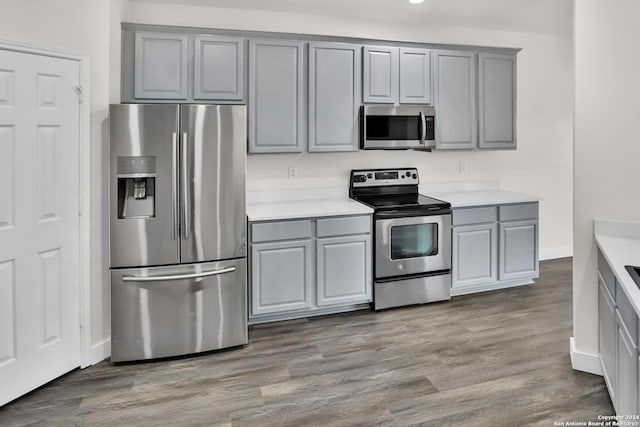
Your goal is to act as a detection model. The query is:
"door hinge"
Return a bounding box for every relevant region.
[74,86,83,103]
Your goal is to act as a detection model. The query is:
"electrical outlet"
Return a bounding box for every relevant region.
[459,161,468,174]
[288,166,298,179]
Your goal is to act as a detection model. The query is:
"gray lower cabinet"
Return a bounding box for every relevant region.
[617,309,638,417]
[134,31,188,100]
[363,45,398,103]
[452,222,498,288]
[433,50,477,150]
[599,280,617,404]
[498,220,538,281]
[451,203,538,295]
[316,234,371,306]
[362,45,432,105]
[308,42,361,152]
[193,35,244,100]
[251,240,313,316]
[248,39,305,153]
[597,248,640,417]
[249,215,372,323]
[434,50,517,151]
[478,53,516,149]
[127,30,244,102]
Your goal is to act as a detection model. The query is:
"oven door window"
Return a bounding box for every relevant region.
[390,223,438,259]
[366,115,421,140]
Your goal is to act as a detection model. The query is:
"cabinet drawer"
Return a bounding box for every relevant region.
[452,206,497,226]
[317,215,371,237]
[617,287,639,347]
[251,220,312,243]
[598,249,616,299]
[499,203,538,221]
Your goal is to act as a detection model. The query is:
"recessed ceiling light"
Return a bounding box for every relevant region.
[409,0,425,4]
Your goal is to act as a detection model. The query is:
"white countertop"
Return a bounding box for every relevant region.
[594,219,640,316]
[247,188,373,222]
[418,180,540,208]
[426,189,541,208]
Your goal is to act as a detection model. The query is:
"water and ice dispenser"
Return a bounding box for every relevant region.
[117,156,156,219]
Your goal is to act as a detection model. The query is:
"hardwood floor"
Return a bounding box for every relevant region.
[0,258,613,426]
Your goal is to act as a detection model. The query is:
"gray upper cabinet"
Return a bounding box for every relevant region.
[433,50,477,150]
[193,35,244,100]
[249,39,305,153]
[308,42,361,152]
[134,32,188,100]
[478,53,516,149]
[399,48,432,104]
[363,45,398,103]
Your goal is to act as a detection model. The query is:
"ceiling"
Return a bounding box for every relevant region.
[129,0,573,36]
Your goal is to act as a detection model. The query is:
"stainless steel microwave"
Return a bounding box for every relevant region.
[361,105,435,150]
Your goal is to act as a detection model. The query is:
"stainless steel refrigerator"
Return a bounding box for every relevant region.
[108,104,247,362]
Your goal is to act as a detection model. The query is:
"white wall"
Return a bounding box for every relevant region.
[126,3,574,259]
[573,0,640,357]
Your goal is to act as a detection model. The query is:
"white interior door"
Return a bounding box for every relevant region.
[0,49,81,406]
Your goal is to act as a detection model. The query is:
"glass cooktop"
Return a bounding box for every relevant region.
[353,194,449,210]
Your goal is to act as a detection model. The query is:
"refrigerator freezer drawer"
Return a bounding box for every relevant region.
[110,258,247,362]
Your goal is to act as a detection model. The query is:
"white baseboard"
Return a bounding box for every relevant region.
[569,337,602,375]
[540,246,573,260]
[82,338,110,368]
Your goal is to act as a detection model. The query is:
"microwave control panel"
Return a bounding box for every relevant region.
[351,168,419,187]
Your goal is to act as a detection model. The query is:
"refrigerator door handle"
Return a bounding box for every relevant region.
[181,132,190,239]
[171,132,178,239]
[122,266,236,282]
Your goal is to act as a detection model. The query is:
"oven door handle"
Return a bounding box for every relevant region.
[375,207,451,219]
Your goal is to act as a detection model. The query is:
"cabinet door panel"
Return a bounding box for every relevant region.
[599,282,617,404]
[251,241,313,315]
[399,48,432,104]
[479,53,516,149]
[134,32,188,100]
[317,235,371,306]
[499,220,539,281]
[452,223,497,288]
[309,42,361,152]
[249,40,304,153]
[617,310,638,417]
[194,36,244,100]
[363,46,398,103]
[433,50,477,149]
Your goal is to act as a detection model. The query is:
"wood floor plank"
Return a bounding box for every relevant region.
[0,257,615,426]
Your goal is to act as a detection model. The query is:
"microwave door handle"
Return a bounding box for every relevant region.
[420,112,427,146]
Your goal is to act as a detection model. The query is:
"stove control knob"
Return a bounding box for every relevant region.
[412,173,417,179]
[367,173,373,179]
[353,175,367,183]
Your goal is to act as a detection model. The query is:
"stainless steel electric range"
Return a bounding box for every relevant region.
[349,168,452,310]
